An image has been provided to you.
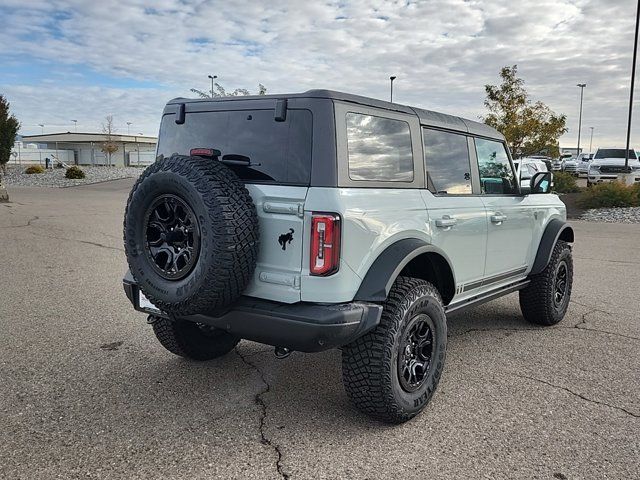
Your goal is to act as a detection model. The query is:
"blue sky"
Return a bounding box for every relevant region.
[0,0,638,149]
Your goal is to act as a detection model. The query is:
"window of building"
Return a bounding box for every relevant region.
[475,138,517,194]
[423,128,472,194]
[346,113,413,182]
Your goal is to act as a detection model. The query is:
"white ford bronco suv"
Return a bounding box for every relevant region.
[123,90,574,423]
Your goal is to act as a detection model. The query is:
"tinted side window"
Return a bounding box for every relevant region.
[157,109,312,185]
[423,128,472,194]
[346,113,413,182]
[475,138,517,194]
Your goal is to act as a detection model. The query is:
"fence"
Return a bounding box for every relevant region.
[127,150,156,166]
[9,148,75,166]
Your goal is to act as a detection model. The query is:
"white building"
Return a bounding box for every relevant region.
[16,132,157,167]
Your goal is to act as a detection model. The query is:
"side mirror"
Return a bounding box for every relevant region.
[530,171,552,194]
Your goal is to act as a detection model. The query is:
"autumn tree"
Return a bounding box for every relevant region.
[101,115,118,167]
[0,94,20,176]
[484,66,567,158]
[190,82,267,98]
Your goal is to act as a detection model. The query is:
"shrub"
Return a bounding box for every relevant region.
[24,165,45,174]
[65,166,86,179]
[552,171,581,193]
[577,182,640,209]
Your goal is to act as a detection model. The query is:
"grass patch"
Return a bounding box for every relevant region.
[65,166,86,179]
[24,165,45,174]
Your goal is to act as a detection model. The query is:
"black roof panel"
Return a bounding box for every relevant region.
[167,89,504,140]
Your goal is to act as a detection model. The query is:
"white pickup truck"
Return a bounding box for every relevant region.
[588,148,640,186]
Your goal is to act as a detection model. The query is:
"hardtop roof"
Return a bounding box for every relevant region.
[167,89,504,140]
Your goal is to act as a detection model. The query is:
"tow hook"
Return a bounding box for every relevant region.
[274,347,292,359]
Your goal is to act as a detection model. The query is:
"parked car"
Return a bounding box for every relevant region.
[588,148,640,186]
[514,157,551,190]
[562,156,578,175]
[122,90,574,423]
[552,153,570,171]
[576,152,594,177]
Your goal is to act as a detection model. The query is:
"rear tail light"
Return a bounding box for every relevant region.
[310,213,341,276]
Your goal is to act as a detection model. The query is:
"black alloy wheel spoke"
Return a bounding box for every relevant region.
[398,315,435,392]
[143,194,201,280]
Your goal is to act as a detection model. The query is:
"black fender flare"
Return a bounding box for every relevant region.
[354,238,455,302]
[530,219,574,275]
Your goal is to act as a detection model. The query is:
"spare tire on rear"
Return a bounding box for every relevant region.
[124,154,259,316]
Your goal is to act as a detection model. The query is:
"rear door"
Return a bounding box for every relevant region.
[421,128,487,293]
[156,106,313,303]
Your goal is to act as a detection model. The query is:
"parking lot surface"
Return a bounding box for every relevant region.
[1,180,638,479]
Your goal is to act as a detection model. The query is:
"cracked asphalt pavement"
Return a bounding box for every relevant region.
[1,180,638,479]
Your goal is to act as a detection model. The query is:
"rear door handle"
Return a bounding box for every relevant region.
[491,213,507,224]
[435,215,457,228]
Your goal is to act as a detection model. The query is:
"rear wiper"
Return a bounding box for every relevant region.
[220,154,261,167]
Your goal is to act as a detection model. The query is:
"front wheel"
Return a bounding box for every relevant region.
[151,316,240,360]
[341,277,447,423]
[519,240,573,326]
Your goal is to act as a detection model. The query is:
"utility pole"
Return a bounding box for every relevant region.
[38,123,44,134]
[208,74,218,98]
[71,119,77,132]
[127,122,132,135]
[390,76,396,102]
[589,127,594,152]
[576,83,586,158]
[625,0,640,170]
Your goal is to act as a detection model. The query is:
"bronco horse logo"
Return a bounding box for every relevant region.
[278,228,295,251]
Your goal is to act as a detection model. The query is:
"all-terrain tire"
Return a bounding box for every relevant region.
[151,316,240,361]
[124,154,259,316]
[341,277,447,424]
[519,240,573,326]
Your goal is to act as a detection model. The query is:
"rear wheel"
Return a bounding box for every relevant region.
[341,277,447,423]
[519,240,573,326]
[151,316,240,361]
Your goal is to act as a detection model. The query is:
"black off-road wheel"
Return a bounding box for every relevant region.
[124,154,259,316]
[151,316,240,361]
[341,277,447,424]
[519,240,573,326]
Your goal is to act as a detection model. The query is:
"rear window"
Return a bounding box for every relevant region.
[594,149,637,159]
[157,109,313,185]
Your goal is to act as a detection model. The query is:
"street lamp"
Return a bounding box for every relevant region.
[208,74,218,98]
[38,123,44,134]
[576,83,586,158]
[71,119,77,132]
[389,76,396,102]
[624,0,640,170]
[589,127,594,152]
[126,122,132,135]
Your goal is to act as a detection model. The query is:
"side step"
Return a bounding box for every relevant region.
[445,279,530,316]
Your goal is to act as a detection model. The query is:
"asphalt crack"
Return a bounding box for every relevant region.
[27,230,124,252]
[514,374,639,418]
[0,215,39,229]
[235,347,289,480]
[572,304,639,341]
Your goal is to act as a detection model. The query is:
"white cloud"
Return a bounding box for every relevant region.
[0,0,637,150]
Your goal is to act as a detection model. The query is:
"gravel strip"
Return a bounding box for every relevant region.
[1,166,143,188]
[580,207,640,223]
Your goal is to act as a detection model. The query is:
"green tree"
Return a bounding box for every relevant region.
[190,82,267,98]
[0,94,20,176]
[484,65,567,158]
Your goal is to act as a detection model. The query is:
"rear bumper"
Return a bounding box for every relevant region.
[123,271,382,353]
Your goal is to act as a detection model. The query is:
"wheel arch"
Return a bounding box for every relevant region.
[530,219,574,275]
[354,238,456,305]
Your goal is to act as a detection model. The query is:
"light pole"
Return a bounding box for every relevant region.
[389,76,396,102]
[589,127,594,152]
[127,122,132,135]
[624,0,640,170]
[38,124,44,134]
[576,83,586,157]
[71,119,77,132]
[208,74,218,98]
